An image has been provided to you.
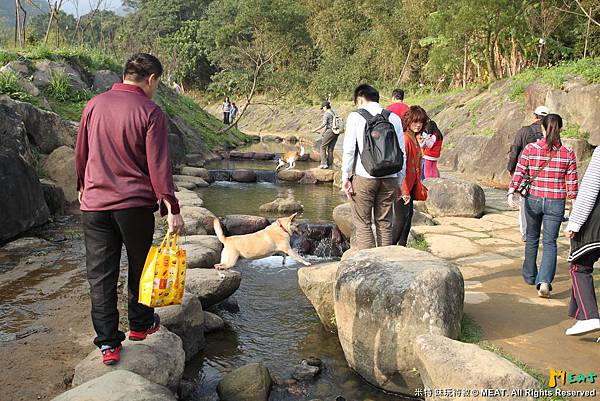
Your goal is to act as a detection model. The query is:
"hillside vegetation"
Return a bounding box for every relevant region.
[0,46,248,151]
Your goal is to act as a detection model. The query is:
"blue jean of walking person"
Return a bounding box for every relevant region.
[523,196,565,289]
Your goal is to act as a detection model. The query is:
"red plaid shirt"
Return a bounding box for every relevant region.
[510,138,578,199]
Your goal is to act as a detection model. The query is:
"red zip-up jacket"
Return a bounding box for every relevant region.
[402,133,422,196]
[75,83,180,215]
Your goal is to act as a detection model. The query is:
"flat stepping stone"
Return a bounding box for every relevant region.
[73,327,184,392]
[185,269,241,308]
[186,235,223,268]
[455,253,515,268]
[52,370,176,401]
[426,234,481,260]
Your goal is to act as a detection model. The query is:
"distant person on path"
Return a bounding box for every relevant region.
[393,106,427,246]
[222,97,232,125]
[342,84,406,250]
[508,105,550,241]
[230,102,238,123]
[172,81,184,95]
[387,88,409,119]
[564,146,600,337]
[75,53,184,365]
[508,114,578,299]
[420,119,443,179]
[312,101,337,169]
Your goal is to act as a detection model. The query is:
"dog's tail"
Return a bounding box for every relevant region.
[213,218,226,243]
[299,145,305,157]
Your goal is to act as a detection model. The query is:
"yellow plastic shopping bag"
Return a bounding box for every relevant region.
[139,233,187,307]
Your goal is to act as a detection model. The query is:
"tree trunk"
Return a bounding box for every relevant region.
[462,37,468,89]
[396,40,414,86]
[220,62,262,134]
[44,2,55,45]
[584,6,592,58]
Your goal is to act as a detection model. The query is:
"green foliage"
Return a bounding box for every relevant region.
[155,87,249,149]
[473,128,496,137]
[510,58,600,100]
[561,125,590,140]
[45,70,71,101]
[409,233,430,252]
[0,70,36,103]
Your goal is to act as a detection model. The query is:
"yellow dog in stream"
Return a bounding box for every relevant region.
[212,213,311,270]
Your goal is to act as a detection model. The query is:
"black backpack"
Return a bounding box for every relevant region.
[354,109,404,177]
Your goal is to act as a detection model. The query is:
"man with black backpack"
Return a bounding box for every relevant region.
[341,84,406,250]
[507,105,549,241]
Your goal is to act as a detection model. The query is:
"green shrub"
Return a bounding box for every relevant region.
[409,233,430,252]
[46,70,72,101]
[561,125,590,140]
[0,70,36,103]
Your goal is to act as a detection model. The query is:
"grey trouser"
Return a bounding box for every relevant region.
[320,129,337,167]
[350,176,398,250]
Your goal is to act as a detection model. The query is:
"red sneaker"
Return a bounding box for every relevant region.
[101,345,122,365]
[128,314,160,341]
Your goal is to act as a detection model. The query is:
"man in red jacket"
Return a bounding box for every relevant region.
[387,88,409,119]
[75,53,184,365]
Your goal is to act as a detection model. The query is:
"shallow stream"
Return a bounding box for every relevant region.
[186,257,405,401]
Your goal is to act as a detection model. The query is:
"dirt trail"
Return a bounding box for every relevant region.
[415,182,600,397]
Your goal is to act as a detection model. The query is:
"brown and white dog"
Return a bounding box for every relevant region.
[276,145,305,171]
[212,213,311,270]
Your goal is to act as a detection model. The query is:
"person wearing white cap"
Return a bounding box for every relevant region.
[507,105,550,241]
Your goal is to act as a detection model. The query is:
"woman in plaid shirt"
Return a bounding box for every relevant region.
[508,114,578,298]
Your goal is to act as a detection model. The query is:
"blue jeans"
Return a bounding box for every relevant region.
[523,196,565,289]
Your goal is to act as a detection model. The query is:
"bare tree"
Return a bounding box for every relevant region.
[14,0,27,47]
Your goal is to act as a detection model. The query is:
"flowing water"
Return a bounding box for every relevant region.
[186,257,405,401]
[196,181,345,222]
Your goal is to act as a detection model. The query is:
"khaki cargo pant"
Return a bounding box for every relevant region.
[350,175,398,250]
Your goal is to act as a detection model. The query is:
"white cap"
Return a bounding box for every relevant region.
[534,106,550,116]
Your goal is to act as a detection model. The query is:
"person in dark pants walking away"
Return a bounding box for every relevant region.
[75,53,185,365]
[393,106,427,246]
[387,88,409,119]
[341,84,406,250]
[222,97,232,125]
[564,146,600,337]
[508,114,577,299]
[507,105,550,241]
[313,101,338,169]
[230,102,238,124]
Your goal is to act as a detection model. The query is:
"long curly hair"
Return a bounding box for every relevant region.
[402,106,429,135]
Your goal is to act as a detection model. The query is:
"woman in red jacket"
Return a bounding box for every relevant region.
[393,105,428,246]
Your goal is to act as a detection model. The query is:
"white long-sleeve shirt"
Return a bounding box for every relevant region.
[567,147,600,232]
[341,102,406,184]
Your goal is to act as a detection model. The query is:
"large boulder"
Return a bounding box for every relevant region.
[43,146,78,203]
[0,153,50,242]
[217,363,272,401]
[277,169,305,182]
[186,235,223,268]
[0,95,77,153]
[334,246,464,395]
[92,70,121,92]
[231,169,257,183]
[73,327,185,392]
[298,262,338,331]
[33,60,89,91]
[156,294,205,361]
[220,215,270,236]
[423,178,486,218]
[414,334,539,400]
[259,197,303,214]
[332,203,352,239]
[52,370,177,401]
[180,166,210,181]
[185,269,241,308]
[40,179,66,215]
[0,105,50,242]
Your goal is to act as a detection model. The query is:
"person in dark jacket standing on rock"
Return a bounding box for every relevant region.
[507,105,549,241]
[75,53,184,366]
[313,100,338,169]
[564,146,600,337]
